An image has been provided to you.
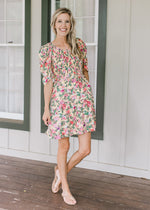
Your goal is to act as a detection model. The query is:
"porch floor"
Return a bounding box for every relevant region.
[0,154,150,210]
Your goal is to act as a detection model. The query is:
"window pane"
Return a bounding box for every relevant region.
[8,47,24,113]
[59,0,74,11]
[0,0,4,20]
[0,22,5,43]
[76,17,95,43]
[6,0,23,20]
[87,46,96,71]
[0,0,24,121]
[75,0,95,17]
[6,21,23,44]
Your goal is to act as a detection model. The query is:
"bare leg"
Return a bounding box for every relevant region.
[54,132,91,205]
[57,136,76,205]
[67,131,91,172]
[57,137,70,192]
[56,131,91,173]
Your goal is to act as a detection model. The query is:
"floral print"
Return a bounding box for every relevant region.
[39,37,96,140]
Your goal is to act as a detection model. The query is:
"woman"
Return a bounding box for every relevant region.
[39,7,96,205]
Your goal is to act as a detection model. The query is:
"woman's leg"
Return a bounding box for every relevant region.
[57,136,70,193]
[66,131,91,173]
[57,136,77,204]
[56,132,91,171]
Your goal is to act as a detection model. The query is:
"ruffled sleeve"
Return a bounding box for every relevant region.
[76,37,88,71]
[38,43,55,85]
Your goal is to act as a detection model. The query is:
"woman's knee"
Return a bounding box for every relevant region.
[78,132,91,157]
[58,137,70,152]
[78,147,91,158]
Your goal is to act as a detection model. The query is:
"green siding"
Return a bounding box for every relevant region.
[41,0,51,133]
[94,0,107,140]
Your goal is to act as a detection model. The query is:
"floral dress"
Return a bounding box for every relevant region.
[39,37,96,140]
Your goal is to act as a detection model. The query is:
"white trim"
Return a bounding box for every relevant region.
[95,0,99,157]
[119,0,131,167]
[0,44,24,46]
[22,0,25,45]
[51,0,56,42]
[73,0,75,16]
[7,44,9,112]
[4,0,6,43]
[74,16,95,19]
[0,112,24,120]
[86,43,97,46]
[0,20,23,22]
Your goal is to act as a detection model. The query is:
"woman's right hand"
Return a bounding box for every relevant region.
[42,109,51,126]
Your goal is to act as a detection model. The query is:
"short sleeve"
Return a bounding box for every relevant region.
[76,37,88,72]
[38,43,55,85]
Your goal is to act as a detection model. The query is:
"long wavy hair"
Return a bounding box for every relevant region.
[50,7,83,59]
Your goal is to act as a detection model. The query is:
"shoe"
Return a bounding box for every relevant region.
[61,191,77,205]
[51,166,61,193]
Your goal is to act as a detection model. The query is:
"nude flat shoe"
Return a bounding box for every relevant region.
[61,191,77,205]
[51,166,61,193]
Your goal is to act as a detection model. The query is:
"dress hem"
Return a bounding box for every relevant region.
[45,127,96,140]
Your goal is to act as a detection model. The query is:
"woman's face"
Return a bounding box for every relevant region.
[55,13,71,37]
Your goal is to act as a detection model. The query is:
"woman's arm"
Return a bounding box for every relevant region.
[44,79,53,111]
[83,68,89,82]
[42,79,53,126]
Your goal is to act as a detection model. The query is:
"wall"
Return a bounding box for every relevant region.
[0,0,150,179]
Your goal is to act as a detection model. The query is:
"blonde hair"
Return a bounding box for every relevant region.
[50,7,83,59]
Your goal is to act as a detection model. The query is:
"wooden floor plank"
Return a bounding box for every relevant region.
[0,155,150,210]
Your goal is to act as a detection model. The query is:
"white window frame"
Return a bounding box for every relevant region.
[0,0,25,121]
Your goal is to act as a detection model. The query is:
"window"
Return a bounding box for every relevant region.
[41,0,107,140]
[0,0,31,131]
